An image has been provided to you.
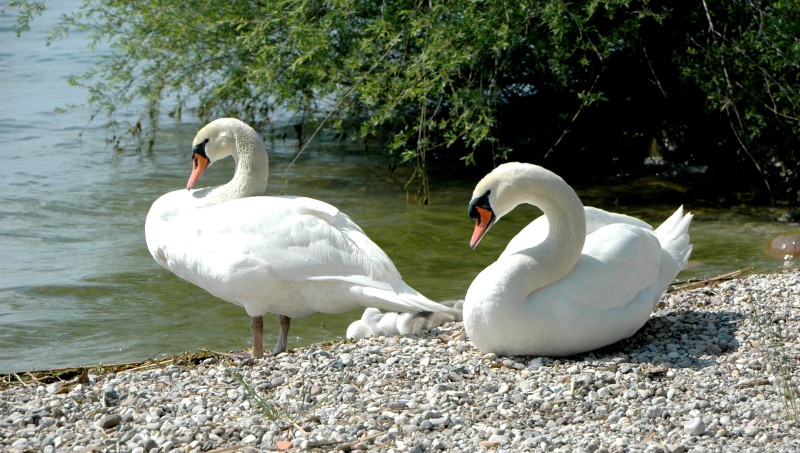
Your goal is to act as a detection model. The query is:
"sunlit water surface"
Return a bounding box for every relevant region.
[0,3,795,373]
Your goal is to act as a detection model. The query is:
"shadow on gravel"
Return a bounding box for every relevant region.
[478,309,745,377]
[587,308,746,370]
[496,308,746,371]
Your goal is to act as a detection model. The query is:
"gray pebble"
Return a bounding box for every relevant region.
[95,414,122,430]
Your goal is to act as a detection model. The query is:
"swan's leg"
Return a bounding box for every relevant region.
[250,316,264,359]
[273,315,291,355]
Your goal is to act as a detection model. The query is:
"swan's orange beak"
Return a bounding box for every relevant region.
[187,152,210,190]
[470,206,495,249]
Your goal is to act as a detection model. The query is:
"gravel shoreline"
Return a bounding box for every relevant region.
[2,270,799,452]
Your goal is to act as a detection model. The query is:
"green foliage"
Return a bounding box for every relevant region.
[678,1,800,202]
[7,0,800,202]
[2,0,45,36]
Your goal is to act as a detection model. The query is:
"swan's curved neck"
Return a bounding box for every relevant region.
[227,124,269,198]
[201,123,269,206]
[505,167,586,291]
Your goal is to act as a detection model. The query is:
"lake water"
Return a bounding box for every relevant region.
[0,3,795,374]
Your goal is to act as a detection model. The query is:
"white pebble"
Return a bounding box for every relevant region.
[684,417,706,436]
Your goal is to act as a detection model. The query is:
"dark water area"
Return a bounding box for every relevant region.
[0,2,796,374]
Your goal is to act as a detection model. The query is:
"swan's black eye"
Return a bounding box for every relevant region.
[192,139,209,159]
[468,190,492,219]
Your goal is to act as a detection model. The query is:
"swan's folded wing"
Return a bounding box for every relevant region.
[150,196,445,313]
[169,196,398,282]
[266,197,403,283]
[541,223,665,312]
[158,197,406,291]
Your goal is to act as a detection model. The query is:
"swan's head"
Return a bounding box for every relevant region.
[187,118,243,189]
[468,162,534,249]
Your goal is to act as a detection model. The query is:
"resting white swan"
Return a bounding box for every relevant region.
[145,118,445,358]
[465,162,692,356]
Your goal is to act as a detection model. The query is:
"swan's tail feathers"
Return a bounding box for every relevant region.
[352,285,449,314]
[655,205,694,268]
[305,275,448,313]
[346,300,464,339]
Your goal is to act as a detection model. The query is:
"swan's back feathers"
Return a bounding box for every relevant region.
[502,206,653,258]
[584,206,652,233]
[184,196,396,282]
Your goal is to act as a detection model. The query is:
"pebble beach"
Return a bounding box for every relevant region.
[2,270,799,452]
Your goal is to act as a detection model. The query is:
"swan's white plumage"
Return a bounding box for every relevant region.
[501,206,653,257]
[464,163,692,357]
[145,118,444,357]
[148,196,437,317]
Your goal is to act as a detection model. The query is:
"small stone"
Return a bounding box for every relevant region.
[765,232,800,258]
[141,438,158,452]
[429,415,449,427]
[39,416,57,428]
[95,414,122,429]
[388,400,409,410]
[684,417,705,436]
[242,434,257,443]
[488,433,509,445]
[743,425,760,437]
[646,406,663,418]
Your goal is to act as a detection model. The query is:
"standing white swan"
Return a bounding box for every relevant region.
[464,162,693,356]
[145,118,445,358]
